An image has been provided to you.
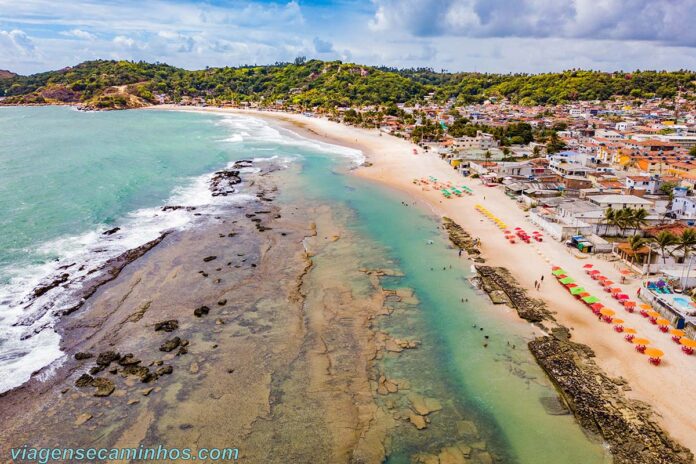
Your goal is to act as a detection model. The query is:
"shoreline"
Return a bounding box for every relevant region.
[172,105,696,459]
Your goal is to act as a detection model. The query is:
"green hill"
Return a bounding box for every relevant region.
[1,59,694,109]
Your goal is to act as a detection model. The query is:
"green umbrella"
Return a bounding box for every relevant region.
[559,277,575,284]
[582,295,600,304]
[570,287,586,295]
[552,269,566,276]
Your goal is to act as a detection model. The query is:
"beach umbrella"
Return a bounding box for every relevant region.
[656,318,670,326]
[552,269,567,276]
[639,303,652,310]
[644,348,664,357]
[624,328,637,334]
[613,318,624,325]
[680,338,696,355]
[570,287,586,295]
[551,266,561,271]
[589,269,600,275]
[578,292,590,298]
[600,280,614,287]
[632,338,651,353]
[560,277,575,284]
[620,269,632,275]
[600,308,616,317]
[582,295,600,304]
[610,287,622,294]
[590,303,604,311]
[617,294,629,300]
[583,264,594,269]
[623,301,636,308]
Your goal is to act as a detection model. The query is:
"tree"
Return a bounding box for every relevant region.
[690,146,696,157]
[614,208,634,236]
[546,132,566,154]
[652,231,678,263]
[627,235,649,264]
[602,207,616,235]
[629,208,650,235]
[676,229,696,261]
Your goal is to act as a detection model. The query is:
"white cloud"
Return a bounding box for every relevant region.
[0,29,35,55]
[60,29,97,40]
[369,0,696,46]
[112,35,139,49]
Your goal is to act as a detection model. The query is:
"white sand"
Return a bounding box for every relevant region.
[156,105,696,451]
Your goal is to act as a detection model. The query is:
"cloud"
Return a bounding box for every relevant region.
[369,0,696,46]
[313,37,334,53]
[112,35,140,49]
[0,29,35,56]
[60,28,97,40]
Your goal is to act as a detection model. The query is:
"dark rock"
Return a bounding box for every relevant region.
[89,366,104,375]
[118,354,141,366]
[530,336,693,464]
[154,319,179,332]
[75,373,94,387]
[156,365,173,376]
[194,306,210,317]
[160,337,181,352]
[203,256,217,262]
[210,169,242,196]
[122,365,150,381]
[91,377,115,397]
[33,273,69,298]
[217,299,227,306]
[96,351,121,366]
[102,227,120,236]
[74,352,93,361]
[162,205,197,212]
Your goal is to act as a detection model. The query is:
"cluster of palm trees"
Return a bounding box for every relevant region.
[603,206,696,264]
[602,207,650,236]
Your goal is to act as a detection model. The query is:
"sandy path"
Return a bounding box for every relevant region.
[162,106,696,453]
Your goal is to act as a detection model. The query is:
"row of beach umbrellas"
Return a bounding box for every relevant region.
[475,204,507,230]
[553,265,665,365]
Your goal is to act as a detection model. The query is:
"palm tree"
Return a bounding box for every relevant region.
[602,207,615,235]
[652,231,678,263]
[627,235,649,264]
[630,208,650,236]
[614,208,634,236]
[676,229,696,261]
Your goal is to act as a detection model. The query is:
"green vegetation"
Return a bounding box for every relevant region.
[2,60,695,110]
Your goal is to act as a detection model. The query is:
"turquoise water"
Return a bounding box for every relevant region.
[278,151,610,463]
[0,107,609,462]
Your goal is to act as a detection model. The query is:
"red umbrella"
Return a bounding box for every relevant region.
[564,282,577,287]
[600,280,614,287]
[589,269,600,275]
[617,294,629,300]
[610,287,622,294]
[590,303,604,311]
[583,264,593,269]
[551,265,561,270]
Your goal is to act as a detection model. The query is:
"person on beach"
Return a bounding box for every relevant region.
[459,248,463,257]
[534,280,538,290]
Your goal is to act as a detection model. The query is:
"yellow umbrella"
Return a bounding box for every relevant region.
[639,303,652,310]
[600,308,616,317]
[656,318,670,326]
[670,329,685,337]
[613,318,625,325]
[644,348,664,358]
[631,338,651,346]
[680,338,696,348]
[624,328,637,334]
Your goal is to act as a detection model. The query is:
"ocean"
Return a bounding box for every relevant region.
[0,106,608,463]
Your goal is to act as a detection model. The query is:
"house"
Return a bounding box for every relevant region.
[672,197,696,220]
[588,194,653,210]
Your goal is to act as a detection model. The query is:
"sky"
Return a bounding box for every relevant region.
[1,0,696,75]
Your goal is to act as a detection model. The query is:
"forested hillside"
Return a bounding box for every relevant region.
[1,59,694,109]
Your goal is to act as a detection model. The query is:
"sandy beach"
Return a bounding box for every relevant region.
[180,106,696,454]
